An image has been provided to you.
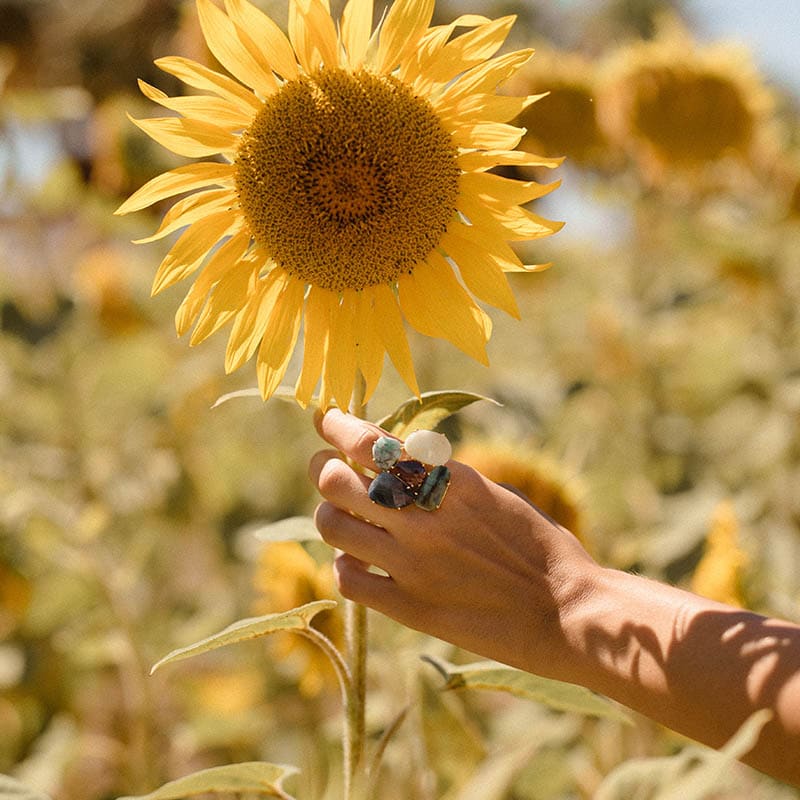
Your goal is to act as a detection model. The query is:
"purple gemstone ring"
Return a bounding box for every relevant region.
[367,452,451,512]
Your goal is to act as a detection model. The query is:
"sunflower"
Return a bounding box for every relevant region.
[115,0,563,409]
[456,439,588,547]
[253,541,344,697]
[505,47,613,170]
[597,22,774,182]
[690,500,748,608]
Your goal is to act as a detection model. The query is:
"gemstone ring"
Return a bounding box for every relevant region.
[368,431,452,512]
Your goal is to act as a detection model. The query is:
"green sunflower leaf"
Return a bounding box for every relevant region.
[115,762,297,800]
[0,774,52,800]
[150,600,337,674]
[376,390,500,437]
[422,657,631,724]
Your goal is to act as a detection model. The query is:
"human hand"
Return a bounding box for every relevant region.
[309,409,600,679]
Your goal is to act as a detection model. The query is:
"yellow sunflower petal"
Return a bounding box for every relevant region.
[440,229,519,318]
[324,291,358,410]
[134,189,235,244]
[304,0,341,66]
[155,56,262,112]
[196,0,278,97]
[256,275,305,399]
[458,192,563,241]
[399,253,489,366]
[222,14,280,91]
[341,0,373,69]
[224,0,298,80]
[288,0,339,73]
[225,267,287,373]
[115,162,235,215]
[295,286,332,408]
[175,230,252,336]
[317,374,333,414]
[437,93,539,128]
[129,114,237,158]
[457,149,564,172]
[189,257,260,345]
[437,49,534,104]
[460,171,561,206]
[419,15,516,88]
[451,121,525,150]
[452,220,549,273]
[354,289,386,404]
[377,0,435,74]
[152,211,241,295]
[397,25,448,85]
[371,283,419,397]
[399,14,488,85]
[136,80,253,129]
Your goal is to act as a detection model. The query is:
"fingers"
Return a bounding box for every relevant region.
[314,501,398,570]
[333,553,409,620]
[309,448,384,523]
[315,407,399,471]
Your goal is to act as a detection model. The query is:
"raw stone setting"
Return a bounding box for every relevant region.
[372,435,402,470]
[415,465,451,511]
[390,460,427,489]
[368,461,451,512]
[368,471,416,508]
[404,429,452,466]
[368,432,452,511]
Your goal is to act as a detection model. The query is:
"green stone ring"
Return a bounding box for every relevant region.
[369,434,452,511]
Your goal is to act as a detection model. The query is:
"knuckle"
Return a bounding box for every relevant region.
[333,556,360,600]
[317,458,351,497]
[313,502,335,538]
[354,427,379,465]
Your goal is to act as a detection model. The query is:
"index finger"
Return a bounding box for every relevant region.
[315,408,399,471]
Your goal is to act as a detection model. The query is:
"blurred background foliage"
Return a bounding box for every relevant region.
[1,0,800,797]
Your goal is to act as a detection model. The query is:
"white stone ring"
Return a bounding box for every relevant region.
[368,430,452,511]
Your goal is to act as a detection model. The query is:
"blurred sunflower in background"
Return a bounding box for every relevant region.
[253,541,343,697]
[456,439,588,547]
[597,21,775,184]
[505,47,615,171]
[115,0,563,410]
[72,245,148,336]
[690,500,749,608]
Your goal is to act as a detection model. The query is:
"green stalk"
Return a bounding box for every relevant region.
[344,373,369,799]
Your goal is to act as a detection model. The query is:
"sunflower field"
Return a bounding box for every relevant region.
[2,0,800,798]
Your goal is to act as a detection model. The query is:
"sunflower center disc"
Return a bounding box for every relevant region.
[235,68,460,292]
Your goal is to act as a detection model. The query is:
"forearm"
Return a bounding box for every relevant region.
[556,566,800,785]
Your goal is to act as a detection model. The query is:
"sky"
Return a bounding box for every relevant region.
[689,0,800,93]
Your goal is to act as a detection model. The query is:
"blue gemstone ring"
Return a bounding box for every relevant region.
[368,435,452,512]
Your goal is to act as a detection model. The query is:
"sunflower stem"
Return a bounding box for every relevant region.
[344,373,369,799]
